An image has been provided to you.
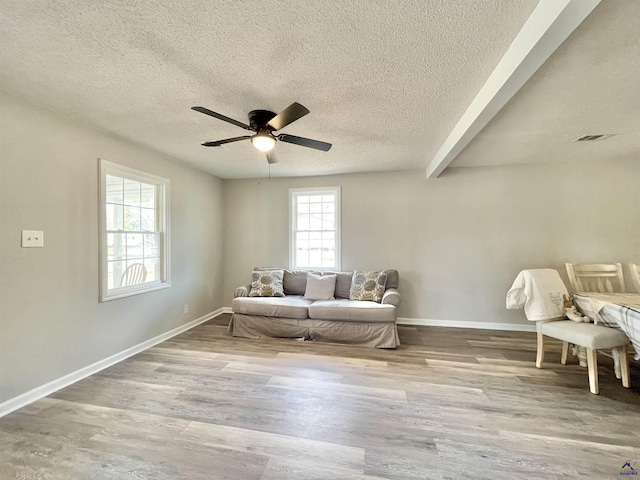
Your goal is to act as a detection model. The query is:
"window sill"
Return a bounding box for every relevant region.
[100,282,171,302]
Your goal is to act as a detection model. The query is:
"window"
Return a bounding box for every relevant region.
[290,187,341,271]
[99,159,170,301]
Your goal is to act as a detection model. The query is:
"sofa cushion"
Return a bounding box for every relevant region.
[309,299,396,323]
[349,270,388,303]
[385,269,399,289]
[324,271,353,299]
[249,270,285,297]
[284,270,311,295]
[254,267,316,295]
[232,295,312,319]
[304,272,336,300]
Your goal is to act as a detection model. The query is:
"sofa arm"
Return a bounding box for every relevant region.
[382,288,400,306]
[234,283,252,298]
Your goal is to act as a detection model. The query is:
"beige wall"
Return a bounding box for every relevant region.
[223,160,640,324]
[0,91,224,403]
[2,84,639,405]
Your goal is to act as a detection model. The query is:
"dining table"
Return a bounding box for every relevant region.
[572,292,640,365]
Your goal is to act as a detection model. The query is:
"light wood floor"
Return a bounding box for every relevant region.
[2,314,639,479]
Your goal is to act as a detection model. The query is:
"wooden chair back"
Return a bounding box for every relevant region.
[121,263,147,286]
[565,263,625,293]
[629,263,640,293]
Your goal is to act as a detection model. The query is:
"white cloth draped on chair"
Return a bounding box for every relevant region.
[506,268,568,321]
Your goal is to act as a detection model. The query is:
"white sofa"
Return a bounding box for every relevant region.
[229,268,401,348]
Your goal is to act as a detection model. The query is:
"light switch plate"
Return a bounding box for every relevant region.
[22,230,44,248]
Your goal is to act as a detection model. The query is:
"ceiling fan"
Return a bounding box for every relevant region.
[191,102,332,164]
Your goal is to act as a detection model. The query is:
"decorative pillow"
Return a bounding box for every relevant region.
[249,269,285,297]
[303,272,336,300]
[284,270,309,295]
[349,270,388,303]
[324,271,353,299]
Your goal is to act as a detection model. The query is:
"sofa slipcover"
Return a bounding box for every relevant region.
[229,268,401,348]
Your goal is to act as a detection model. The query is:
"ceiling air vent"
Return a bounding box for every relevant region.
[574,134,617,142]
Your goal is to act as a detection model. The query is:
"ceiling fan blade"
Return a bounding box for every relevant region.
[267,102,310,131]
[192,106,253,131]
[266,148,279,164]
[277,134,332,152]
[201,136,251,147]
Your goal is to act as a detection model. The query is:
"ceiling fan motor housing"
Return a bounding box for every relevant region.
[248,110,277,131]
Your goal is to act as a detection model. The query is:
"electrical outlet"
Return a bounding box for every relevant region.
[22,230,44,248]
[183,304,189,314]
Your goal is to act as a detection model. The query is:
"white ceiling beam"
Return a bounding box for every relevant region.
[425,0,601,179]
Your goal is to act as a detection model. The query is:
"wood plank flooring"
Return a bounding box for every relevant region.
[2,314,640,479]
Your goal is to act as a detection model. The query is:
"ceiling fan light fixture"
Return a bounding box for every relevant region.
[251,130,276,152]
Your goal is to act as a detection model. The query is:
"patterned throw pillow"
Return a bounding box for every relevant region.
[249,270,285,297]
[349,270,388,303]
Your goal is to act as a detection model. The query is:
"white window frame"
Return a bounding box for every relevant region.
[289,186,341,271]
[99,159,171,302]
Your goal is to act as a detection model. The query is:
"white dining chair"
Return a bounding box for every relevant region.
[507,269,631,394]
[629,263,640,293]
[536,321,630,394]
[565,263,626,293]
[563,262,632,392]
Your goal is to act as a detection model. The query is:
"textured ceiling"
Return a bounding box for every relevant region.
[0,0,540,178]
[451,0,640,169]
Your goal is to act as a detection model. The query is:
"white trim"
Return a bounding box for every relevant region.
[0,308,227,419]
[100,283,171,301]
[99,158,171,302]
[289,186,341,271]
[426,0,601,178]
[398,317,536,332]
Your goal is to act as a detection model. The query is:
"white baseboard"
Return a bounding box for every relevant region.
[0,308,228,419]
[397,317,536,332]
